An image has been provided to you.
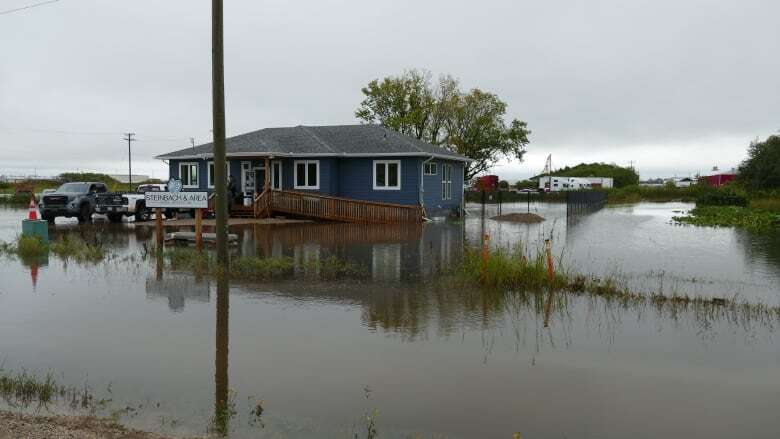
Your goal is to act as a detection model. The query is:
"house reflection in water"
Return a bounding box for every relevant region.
[237,222,464,281]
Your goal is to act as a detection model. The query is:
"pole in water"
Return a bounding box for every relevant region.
[481,233,490,281]
[543,238,555,327]
[195,208,203,251]
[212,0,229,265]
[155,207,163,249]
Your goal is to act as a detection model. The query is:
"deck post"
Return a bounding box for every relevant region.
[155,208,163,249]
[264,157,270,191]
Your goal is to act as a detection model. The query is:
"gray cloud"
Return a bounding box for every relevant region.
[2,0,778,181]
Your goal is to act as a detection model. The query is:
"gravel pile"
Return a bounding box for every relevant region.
[0,411,200,439]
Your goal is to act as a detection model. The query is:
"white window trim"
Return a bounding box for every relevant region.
[207,160,230,189]
[293,160,320,190]
[442,164,453,200]
[424,162,437,176]
[179,162,199,188]
[373,160,402,190]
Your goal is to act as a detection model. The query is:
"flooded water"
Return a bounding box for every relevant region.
[0,204,779,438]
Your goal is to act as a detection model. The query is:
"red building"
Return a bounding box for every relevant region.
[474,175,499,191]
[702,172,737,187]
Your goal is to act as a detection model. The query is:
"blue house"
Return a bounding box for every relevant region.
[155,124,469,221]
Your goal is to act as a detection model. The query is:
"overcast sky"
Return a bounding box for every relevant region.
[2,0,778,181]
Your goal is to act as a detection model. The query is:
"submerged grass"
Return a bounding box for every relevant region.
[0,367,98,411]
[164,248,364,281]
[455,246,780,324]
[50,235,107,263]
[0,235,49,261]
[672,206,780,231]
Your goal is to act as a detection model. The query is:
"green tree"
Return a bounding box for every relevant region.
[356,70,530,180]
[738,135,780,190]
[498,180,509,190]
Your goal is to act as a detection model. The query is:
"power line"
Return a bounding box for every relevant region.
[0,0,60,16]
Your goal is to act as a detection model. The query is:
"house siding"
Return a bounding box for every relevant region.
[422,159,464,217]
[167,156,463,215]
[337,157,421,205]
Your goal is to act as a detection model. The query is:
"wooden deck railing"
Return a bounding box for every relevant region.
[253,189,271,218]
[256,190,422,223]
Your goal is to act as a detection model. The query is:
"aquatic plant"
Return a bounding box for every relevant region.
[163,248,365,282]
[50,234,107,263]
[673,206,780,231]
[460,247,567,291]
[0,235,49,259]
[455,246,780,326]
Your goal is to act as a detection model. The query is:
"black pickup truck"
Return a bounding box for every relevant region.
[39,182,107,223]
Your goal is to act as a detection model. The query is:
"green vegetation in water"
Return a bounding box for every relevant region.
[455,246,780,324]
[165,248,365,281]
[50,235,107,263]
[673,206,780,231]
[0,235,49,259]
[0,368,98,410]
[605,184,711,204]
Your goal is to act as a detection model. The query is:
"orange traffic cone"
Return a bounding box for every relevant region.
[28,197,38,220]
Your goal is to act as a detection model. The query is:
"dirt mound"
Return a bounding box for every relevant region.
[491,213,545,223]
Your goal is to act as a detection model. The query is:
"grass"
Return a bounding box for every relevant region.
[673,206,780,231]
[455,246,780,324]
[0,235,49,259]
[0,367,99,410]
[50,235,107,263]
[605,184,711,204]
[164,247,365,281]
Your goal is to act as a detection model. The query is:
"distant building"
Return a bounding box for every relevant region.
[538,176,613,192]
[108,174,150,184]
[702,172,737,187]
[673,177,694,188]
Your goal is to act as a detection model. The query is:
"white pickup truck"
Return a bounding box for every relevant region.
[96,183,170,222]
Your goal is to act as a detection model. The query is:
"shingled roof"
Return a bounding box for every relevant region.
[155,124,470,162]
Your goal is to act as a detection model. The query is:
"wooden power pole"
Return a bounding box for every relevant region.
[124,133,135,189]
[212,0,228,265]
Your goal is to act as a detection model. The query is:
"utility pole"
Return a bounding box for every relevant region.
[212,0,228,265]
[124,133,136,189]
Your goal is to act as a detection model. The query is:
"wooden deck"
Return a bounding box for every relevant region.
[209,189,423,223]
[258,190,423,223]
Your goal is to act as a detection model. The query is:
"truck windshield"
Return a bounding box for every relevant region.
[57,183,89,193]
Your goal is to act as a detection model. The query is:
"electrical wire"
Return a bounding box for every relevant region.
[0,0,60,16]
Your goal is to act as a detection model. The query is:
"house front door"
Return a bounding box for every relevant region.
[241,161,254,197]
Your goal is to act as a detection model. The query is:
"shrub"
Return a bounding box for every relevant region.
[696,191,748,207]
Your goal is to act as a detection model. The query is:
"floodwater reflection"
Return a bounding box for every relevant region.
[214,272,230,436]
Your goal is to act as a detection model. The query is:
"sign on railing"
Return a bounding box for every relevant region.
[145,192,208,208]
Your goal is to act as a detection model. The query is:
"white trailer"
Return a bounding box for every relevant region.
[539,176,613,192]
[539,176,594,192]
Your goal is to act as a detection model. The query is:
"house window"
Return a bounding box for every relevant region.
[294,160,319,189]
[373,160,401,190]
[207,160,230,188]
[424,162,437,175]
[179,162,199,188]
[441,164,453,200]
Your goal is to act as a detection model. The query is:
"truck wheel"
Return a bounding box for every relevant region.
[78,204,92,223]
[107,214,123,223]
[42,213,55,224]
[134,202,150,222]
